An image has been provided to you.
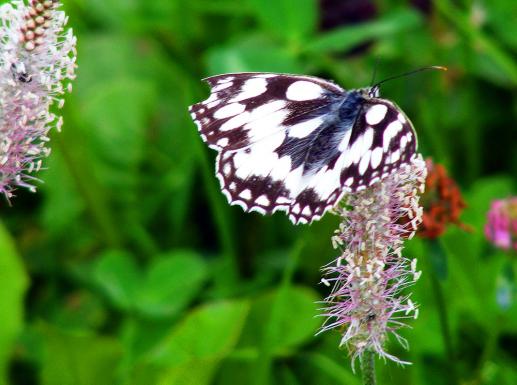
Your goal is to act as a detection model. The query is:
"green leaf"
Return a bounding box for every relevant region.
[147,300,249,384]
[0,222,28,385]
[150,300,249,364]
[305,9,422,53]
[136,251,208,317]
[248,0,317,42]
[206,38,304,74]
[39,324,122,385]
[305,353,362,385]
[486,0,517,52]
[463,176,514,229]
[40,148,85,237]
[239,286,321,354]
[73,35,157,201]
[93,250,140,311]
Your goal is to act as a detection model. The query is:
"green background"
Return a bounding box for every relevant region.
[1,0,517,384]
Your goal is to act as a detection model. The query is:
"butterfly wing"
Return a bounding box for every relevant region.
[189,73,417,224]
[190,73,351,224]
[338,98,418,192]
[189,73,345,151]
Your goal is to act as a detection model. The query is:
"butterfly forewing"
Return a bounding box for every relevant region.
[189,72,418,224]
[189,73,344,151]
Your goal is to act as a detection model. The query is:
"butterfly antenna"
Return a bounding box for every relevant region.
[369,56,381,87]
[373,66,447,89]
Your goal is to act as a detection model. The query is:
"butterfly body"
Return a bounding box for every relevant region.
[189,73,417,224]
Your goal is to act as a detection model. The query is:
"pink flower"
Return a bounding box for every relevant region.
[0,0,76,200]
[485,198,517,251]
[319,155,427,365]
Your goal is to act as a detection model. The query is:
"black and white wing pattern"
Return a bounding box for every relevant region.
[189,72,417,224]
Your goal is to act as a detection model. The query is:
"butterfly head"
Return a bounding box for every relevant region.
[368,86,380,98]
[357,86,380,99]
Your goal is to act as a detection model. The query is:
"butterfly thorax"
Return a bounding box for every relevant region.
[303,90,368,173]
[336,90,366,128]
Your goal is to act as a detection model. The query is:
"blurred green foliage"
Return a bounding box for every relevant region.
[1,0,517,384]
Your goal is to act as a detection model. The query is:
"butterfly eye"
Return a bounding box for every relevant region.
[369,86,379,98]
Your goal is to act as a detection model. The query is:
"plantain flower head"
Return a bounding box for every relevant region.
[319,154,427,365]
[0,0,76,199]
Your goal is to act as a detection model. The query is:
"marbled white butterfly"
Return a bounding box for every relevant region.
[189,70,441,225]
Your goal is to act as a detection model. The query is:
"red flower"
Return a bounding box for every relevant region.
[417,159,467,239]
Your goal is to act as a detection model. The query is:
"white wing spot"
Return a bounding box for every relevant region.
[214,103,245,119]
[230,78,268,102]
[370,147,383,169]
[361,127,374,155]
[277,197,291,204]
[397,113,407,123]
[286,81,323,101]
[369,176,380,185]
[220,111,251,132]
[383,120,402,151]
[390,149,400,164]
[400,135,408,149]
[217,76,234,84]
[239,189,252,200]
[302,206,312,216]
[358,150,371,175]
[217,137,229,147]
[203,93,217,105]
[233,200,248,210]
[288,118,323,138]
[222,189,232,202]
[212,82,232,92]
[256,195,270,206]
[249,206,266,215]
[345,177,354,186]
[206,100,221,109]
[365,104,388,125]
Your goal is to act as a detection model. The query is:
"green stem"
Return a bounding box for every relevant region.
[55,127,122,248]
[473,315,503,384]
[429,268,458,385]
[360,350,376,385]
[253,241,303,385]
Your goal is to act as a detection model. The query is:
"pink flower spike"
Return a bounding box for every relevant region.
[319,154,427,366]
[0,0,76,200]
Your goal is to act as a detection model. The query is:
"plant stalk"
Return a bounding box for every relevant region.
[360,350,376,385]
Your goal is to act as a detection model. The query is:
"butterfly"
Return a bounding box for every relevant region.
[189,72,419,225]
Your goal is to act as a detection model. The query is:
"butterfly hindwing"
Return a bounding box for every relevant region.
[339,99,417,191]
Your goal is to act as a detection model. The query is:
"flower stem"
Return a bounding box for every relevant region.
[360,350,376,385]
[429,269,458,384]
[427,240,458,385]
